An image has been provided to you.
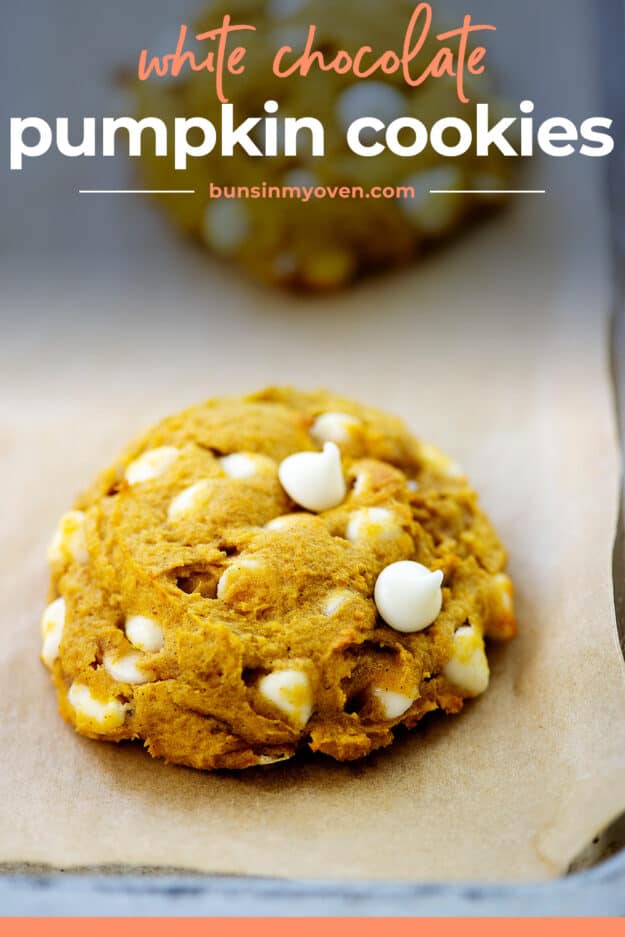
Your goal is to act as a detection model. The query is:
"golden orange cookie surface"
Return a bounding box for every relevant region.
[43,387,516,770]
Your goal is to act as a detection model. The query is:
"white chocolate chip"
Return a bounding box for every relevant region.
[258,668,313,728]
[220,452,275,479]
[337,82,407,134]
[67,682,128,733]
[419,442,465,478]
[269,0,308,18]
[125,447,179,486]
[264,517,286,531]
[217,558,262,600]
[310,412,361,447]
[167,480,213,522]
[202,200,250,255]
[400,167,464,235]
[407,479,419,492]
[40,597,65,668]
[48,510,88,566]
[257,753,293,766]
[125,615,164,653]
[346,507,402,543]
[265,514,305,531]
[219,453,257,479]
[103,650,152,685]
[322,590,352,616]
[443,625,490,696]
[374,561,443,633]
[352,472,371,496]
[492,573,514,613]
[278,442,346,512]
[373,688,416,720]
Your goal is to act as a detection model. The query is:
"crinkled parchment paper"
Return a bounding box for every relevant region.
[0,0,624,883]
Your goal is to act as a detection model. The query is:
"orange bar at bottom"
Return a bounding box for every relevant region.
[2,919,625,936]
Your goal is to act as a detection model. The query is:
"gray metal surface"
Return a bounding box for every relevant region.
[0,854,625,917]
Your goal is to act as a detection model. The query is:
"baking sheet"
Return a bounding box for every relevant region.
[1,0,625,885]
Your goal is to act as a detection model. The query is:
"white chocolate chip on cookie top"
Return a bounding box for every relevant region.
[67,683,128,734]
[103,650,153,686]
[374,561,444,633]
[444,625,490,696]
[219,453,257,479]
[40,597,66,669]
[373,688,416,720]
[48,510,88,565]
[256,753,294,766]
[217,557,264,601]
[167,479,214,522]
[346,507,403,543]
[258,668,313,728]
[322,589,352,616]
[278,441,346,512]
[125,447,179,486]
[220,452,277,480]
[310,412,361,447]
[125,615,164,653]
[42,387,516,770]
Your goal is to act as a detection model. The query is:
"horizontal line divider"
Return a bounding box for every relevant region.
[430,189,546,194]
[78,190,196,195]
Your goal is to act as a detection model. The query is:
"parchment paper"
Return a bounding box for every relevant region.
[1,0,625,883]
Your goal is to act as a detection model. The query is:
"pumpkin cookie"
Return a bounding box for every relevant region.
[133,0,514,290]
[42,387,516,769]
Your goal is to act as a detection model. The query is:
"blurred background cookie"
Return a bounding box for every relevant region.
[132,0,514,291]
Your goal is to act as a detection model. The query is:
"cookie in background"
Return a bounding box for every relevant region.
[131,0,515,291]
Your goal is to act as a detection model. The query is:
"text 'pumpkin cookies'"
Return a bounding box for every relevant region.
[42,387,516,770]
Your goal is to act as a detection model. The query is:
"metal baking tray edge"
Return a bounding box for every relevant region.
[2,3,625,918]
